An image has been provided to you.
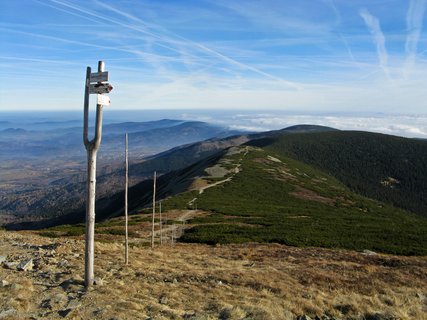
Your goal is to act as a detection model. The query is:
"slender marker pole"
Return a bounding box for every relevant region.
[172,226,175,246]
[164,205,168,243]
[124,133,129,265]
[159,201,163,245]
[151,171,156,249]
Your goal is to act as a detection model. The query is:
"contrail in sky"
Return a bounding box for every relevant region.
[48,0,302,90]
[404,0,427,74]
[359,8,389,78]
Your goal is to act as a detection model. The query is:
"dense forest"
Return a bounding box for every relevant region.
[248,131,427,217]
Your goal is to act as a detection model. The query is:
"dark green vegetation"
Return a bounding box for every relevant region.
[247,131,427,216]
[38,224,85,237]
[38,220,140,238]
[163,146,427,255]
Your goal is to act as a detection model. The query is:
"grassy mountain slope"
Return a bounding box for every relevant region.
[161,146,427,255]
[247,131,427,216]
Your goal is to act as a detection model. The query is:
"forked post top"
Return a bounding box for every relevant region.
[98,61,104,73]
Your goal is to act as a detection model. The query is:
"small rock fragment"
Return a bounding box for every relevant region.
[67,299,82,309]
[219,308,232,320]
[93,277,103,286]
[60,278,82,291]
[42,294,68,310]
[57,259,69,268]
[0,308,17,319]
[0,256,6,264]
[183,311,196,319]
[0,279,9,287]
[17,259,33,271]
[415,292,425,299]
[92,307,105,316]
[11,283,23,290]
[2,261,17,270]
[58,309,73,318]
[47,250,56,257]
[302,293,312,299]
[40,299,53,309]
[362,249,377,256]
[159,295,168,304]
[364,313,395,320]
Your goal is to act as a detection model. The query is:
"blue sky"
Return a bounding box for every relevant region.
[0,0,426,113]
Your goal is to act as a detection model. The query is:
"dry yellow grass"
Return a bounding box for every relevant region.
[0,229,426,319]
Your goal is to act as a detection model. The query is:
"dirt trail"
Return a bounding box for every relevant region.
[176,210,196,222]
[198,176,233,194]
[131,209,203,246]
[193,146,248,200]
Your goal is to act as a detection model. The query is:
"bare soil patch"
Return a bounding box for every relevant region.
[290,186,335,205]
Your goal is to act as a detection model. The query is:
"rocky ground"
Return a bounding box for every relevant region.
[0,229,426,320]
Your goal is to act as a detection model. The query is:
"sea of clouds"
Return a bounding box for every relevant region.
[1,110,426,139]
[179,111,427,139]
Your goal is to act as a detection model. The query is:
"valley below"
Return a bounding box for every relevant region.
[0,119,245,224]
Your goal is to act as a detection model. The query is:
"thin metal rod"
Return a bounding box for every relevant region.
[124,133,129,265]
[159,201,162,245]
[151,171,156,249]
[164,205,168,243]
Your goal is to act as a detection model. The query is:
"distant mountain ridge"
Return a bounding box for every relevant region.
[101,119,185,134]
[0,119,247,223]
[278,124,338,133]
[0,119,244,159]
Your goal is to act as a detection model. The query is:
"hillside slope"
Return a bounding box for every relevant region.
[247,131,427,216]
[161,145,427,255]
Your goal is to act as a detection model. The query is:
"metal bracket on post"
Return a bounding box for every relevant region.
[83,61,113,288]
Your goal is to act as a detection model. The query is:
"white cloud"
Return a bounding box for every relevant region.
[404,0,427,75]
[204,112,427,139]
[359,9,389,78]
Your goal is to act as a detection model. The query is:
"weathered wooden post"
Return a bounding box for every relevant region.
[151,171,157,249]
[83,61,113,287]
[124,133,129,265]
